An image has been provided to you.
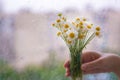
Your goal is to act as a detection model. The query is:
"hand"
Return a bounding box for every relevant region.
[64,51,120,78]
[82,53,120,76]
[64,51,101,76]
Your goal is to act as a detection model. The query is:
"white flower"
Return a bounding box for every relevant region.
[57,31,62,36]
[72,20,85,31]
[84,21,93,29]
[75,18,81,24]
[63,22,71,30]
[67,39,73,44]
[55,19,65,27]
[66,29,78,41]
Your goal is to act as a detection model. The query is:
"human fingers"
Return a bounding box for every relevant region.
[81,58,103,71]
[64,60,70,77]
[82,51,101,63]
[83,67,106,74]
[64,60,70,68]
[65,68,71,77]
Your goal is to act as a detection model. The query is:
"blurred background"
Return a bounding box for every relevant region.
[0,0,120,80]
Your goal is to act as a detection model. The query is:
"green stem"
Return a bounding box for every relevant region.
[70,51,83,80]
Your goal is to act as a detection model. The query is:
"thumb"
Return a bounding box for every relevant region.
[81,58,103,71]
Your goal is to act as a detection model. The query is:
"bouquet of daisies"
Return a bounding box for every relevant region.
[52,13,101,80]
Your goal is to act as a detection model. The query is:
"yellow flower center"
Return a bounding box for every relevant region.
[78,34,84,39]
[57,32,61,36]
[80,25,84,29]
[64,30,67,33]
[96,27,100,31]
[67,40,72,44]
[76,18,80,21]
[95,31,100,36]
[52,23,55,26]
[83,18,86,21]
[62,17,66,21]
[56,19,61,23]
[91,24,93,26]
[58,13,62,17]
[79,21,83,25]
[76,24,79,28]
[64,24,69,28]
[87,25,92,29]
[69,32,75,38]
